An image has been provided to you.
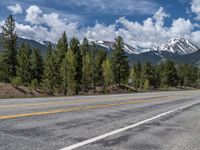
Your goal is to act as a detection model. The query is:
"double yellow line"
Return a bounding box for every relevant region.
[0,95,176,120]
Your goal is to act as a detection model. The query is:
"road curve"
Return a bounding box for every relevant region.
[0,90,200,150]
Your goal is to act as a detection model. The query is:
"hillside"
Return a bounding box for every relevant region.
[0,34,48,56]
[0,83,44,98]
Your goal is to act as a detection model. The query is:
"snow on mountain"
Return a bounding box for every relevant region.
[40,38,199,56]
[94,40,142,54]
[156,38,199,55]
[93,38,199,55]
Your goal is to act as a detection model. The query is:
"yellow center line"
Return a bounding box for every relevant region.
[0,96,177,120]
[0,90,199,120]
[0,95,171,109]
[0,90,198,109]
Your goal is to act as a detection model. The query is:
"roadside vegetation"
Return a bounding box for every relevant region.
[0,15,200,97]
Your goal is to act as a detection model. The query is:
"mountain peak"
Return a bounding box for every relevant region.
[156,38,199,55]
[93,40,143,54]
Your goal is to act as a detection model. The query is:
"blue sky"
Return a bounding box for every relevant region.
[0,0,200,48]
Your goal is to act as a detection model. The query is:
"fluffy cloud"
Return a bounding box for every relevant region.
[7,4,23,14]
[191,0,200,20]
[22,5,79,42]
[84,23,116,41]
[25,5,43,24]
[2,5,200,49]
[84,7,198,48]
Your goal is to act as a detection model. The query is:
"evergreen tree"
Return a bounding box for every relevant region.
[141,62,156,88]
[16,43,31,84]
[0,53,9,82]
[102,58,113,93]
[80,37,90,56]
[82,52,93,92]
[42,45,57,95]
[95,49,107,86]
[111,36,129,86]
[1,15,17,78]
[90,45,107,92]
[30,48,43,82]
[54,32,69,92]
[161,60,178,87]
[177,63,185,87]
[70,37,82,93]
[129,62,141,88]
[62,49,77,95]
[178,64,198,87]
[56,32,68,63]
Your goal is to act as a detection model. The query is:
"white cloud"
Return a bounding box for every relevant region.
[25,5,43,24]
[21,5,79,42]
[191,0,200,20]
[169,18,193,37]
[84,7,199,48]
[153,7,170,29]
[84,23,116,41]
[2,5,200,49]
[7,4,23,14]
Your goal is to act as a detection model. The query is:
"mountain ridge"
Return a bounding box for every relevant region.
[0,35,200,66]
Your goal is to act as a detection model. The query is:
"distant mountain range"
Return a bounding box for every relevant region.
[93,38,200,66]
[0,34,200,66]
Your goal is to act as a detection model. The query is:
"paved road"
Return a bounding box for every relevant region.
[0,90,200,150]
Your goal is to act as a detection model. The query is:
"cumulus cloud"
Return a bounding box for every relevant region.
[191,0,200,20]
[21,5,79,42]
[25,5,43,24]
[84,7,198,48]
[2,5,200,49]
[7,4,23,14]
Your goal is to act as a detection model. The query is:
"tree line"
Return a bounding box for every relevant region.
[0,15,199,95]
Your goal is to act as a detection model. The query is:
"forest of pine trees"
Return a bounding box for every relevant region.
[0,15,200,96]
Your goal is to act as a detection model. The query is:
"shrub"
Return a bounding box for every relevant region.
[11,76,22,88]
[31,79,39,90]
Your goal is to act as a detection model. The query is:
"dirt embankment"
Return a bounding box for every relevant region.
[0,83,44,98]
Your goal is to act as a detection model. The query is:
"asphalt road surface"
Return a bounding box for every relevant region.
[0,90,200,150]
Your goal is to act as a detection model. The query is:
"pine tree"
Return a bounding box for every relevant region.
[70,37,82,93]
[95,49,107,86]
[42,45,57,95]
[161,60,178,87]
[62,49,77,95]
[129,62,141,88]
[1,15,17,78]
[0,53,9,82]
[179,64,198,87]
[111,36,129,86]
[54,32,69,92]
[30,48,43,82]
[56,32,68,63]
[82,52,93,92]
[16,43,31,84]
[102,58,113,93]
[80,37,90,56]
[141,62,156,89]
[90,43,98,93]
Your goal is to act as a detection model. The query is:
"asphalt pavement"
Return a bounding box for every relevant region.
[0,90,200,150]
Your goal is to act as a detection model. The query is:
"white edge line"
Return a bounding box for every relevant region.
[59,101,200,150]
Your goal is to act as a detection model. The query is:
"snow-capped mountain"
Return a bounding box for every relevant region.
[94,41,141,54]
[155,38,199,55]
[93,38,199,55]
